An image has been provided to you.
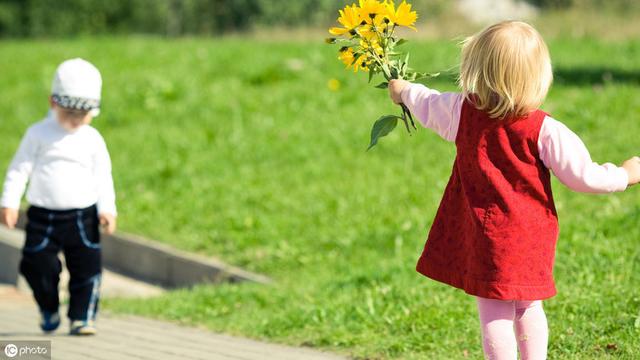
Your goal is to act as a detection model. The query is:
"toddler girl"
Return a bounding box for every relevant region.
[388,21,640,359]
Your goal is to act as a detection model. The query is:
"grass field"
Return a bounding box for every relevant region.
[1,34,640,359]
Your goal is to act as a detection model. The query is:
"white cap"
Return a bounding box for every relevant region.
[51,58,102,116]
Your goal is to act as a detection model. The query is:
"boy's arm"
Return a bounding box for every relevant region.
[1,128,37,210]
[389,79,463,142]
[538,116,633,192]
[94,135,117,233]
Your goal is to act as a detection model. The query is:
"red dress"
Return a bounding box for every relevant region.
[416,99,559,300]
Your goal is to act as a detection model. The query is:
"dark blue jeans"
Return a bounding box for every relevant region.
[20,205,102,322]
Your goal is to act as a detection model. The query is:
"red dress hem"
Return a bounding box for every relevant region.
[417,256,557,301]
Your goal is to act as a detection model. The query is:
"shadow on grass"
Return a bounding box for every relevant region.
[429,67,640,87]
[553,67,640,86]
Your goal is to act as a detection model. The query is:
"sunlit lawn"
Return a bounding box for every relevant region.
[1,35,639,358]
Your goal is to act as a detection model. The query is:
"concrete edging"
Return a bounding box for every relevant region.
[0,213,271,288]
[100,231,271,287]
[0,227,22,285]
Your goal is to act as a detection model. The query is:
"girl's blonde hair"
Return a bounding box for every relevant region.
[459,21,553,119]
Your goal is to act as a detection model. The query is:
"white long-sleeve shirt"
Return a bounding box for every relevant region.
[401,83,629,193]
[1,111,117,215]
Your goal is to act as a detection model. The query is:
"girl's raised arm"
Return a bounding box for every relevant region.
[538,116,630,193]
[393,81,463,142]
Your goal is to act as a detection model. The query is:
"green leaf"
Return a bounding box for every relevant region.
[374,82,388,89]
[401,53,409,77]
[390,66,399,80]
[381,63,392,79]
[368,67,375,83]
[333,38,356,44]
[367,115,400,151]
[413,72,440,81]
[395,39,408,47]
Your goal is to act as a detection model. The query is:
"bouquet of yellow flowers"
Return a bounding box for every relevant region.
[326,0,437,149]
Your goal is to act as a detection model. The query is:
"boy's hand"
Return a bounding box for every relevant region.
[99,213,117,235]
[1,208,19,229]
[388,79,411,104]
[622,156,640,186]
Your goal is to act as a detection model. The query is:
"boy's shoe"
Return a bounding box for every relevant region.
[69,320,97,336]
[40,311,60,333]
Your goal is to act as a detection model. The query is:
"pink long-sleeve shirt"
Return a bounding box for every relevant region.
[401,84,628,193]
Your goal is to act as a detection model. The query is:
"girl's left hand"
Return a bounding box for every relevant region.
[99,213,117,235]
[388,79,411,104]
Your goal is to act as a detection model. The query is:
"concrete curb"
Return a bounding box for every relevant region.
[101,231,271,287]
[0,227,22,285]
[1,213,271,289]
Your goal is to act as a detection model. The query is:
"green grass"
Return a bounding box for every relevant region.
[1,36,640,359]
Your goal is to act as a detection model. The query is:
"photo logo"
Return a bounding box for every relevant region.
[1,342,50,359]
[4,344,18,358]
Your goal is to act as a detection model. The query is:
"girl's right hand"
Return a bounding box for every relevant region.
[1,207,19,229]
[622,156,640,186]
[388,79,411,104]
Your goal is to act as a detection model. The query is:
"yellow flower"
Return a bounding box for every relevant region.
[327,78,341,91]
[353,54,370,73]
[358,14,389,40]
[385,0,418,30]
[329,4,363,36]
[358,0,385,24]
[338,47,356,68]
[360,38,384,58]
